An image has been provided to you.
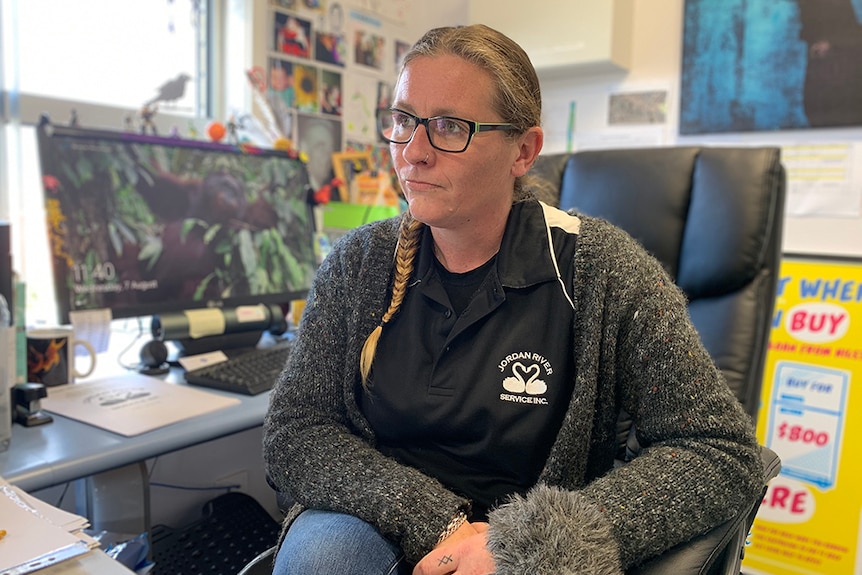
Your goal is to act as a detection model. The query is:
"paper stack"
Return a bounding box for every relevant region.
[0,476,98,575]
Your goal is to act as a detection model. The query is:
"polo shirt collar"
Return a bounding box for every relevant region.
[413,199,562,289]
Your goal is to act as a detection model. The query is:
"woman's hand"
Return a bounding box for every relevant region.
[412,522,495,575]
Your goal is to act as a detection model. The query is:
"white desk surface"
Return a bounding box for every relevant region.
[0,371,270,493]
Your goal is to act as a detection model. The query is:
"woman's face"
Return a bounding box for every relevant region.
[389,54,536,232]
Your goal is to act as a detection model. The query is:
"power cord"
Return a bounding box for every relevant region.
[114,317,149,372]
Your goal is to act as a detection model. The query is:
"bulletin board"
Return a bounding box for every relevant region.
[744,254,862,575]
[264,1,411,191]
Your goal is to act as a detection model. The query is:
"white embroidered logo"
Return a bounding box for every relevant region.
[503,362,547,394]
[497,354,551,405]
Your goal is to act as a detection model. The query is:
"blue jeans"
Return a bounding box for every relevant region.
[273,509,412,575]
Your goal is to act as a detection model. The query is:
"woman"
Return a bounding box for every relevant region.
[263,24,763,575]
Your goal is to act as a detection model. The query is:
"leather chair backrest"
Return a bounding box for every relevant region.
[531,146,786,422]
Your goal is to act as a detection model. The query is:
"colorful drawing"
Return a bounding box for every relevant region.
[274,12,312,59]
[294,64,319,113]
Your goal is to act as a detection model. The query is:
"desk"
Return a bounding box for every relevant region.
[0,371,270,493]
[41,549,136,575]
[0,371,274,574]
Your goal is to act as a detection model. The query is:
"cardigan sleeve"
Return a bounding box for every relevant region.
[592,242,762,567]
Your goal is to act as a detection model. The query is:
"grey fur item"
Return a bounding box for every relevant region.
[488,484,624,575]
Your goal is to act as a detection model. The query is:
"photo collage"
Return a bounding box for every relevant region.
[266,0,412,200]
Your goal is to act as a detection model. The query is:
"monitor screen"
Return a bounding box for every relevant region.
[36,122,318,325]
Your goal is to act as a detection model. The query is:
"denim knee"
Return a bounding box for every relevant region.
[273,509,406,575]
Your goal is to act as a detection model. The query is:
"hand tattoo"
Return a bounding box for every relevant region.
[437,554,454,567]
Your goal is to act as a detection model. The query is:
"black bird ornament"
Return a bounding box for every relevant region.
[145,73,191,107]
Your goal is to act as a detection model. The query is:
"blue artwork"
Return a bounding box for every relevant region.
[680,0,862,134]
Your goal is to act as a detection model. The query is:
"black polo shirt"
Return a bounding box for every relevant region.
[360,201,579,520]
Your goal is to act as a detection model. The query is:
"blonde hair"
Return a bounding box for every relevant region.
[359,25,543,385]
[360,211,423,384]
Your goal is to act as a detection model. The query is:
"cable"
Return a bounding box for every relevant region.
[55,482,71,508]
[114,317,148,371]
[147,457,159,481]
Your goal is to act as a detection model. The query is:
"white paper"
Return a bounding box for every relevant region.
[782,142,862,218]
[14,490,89,535]
[569,127,666,152]
[177,350,228,372]
[184,309,226,339]
[0,480,92,575]
[40,373,241,436]
[68,309,113,355]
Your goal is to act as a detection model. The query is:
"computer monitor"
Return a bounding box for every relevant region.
[35,121,318,341]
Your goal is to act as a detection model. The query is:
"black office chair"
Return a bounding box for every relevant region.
[531,145,785,574]
[238,547,277,575]
[239,145,785,575]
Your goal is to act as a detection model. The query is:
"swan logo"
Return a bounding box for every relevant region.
[498,353,552,405]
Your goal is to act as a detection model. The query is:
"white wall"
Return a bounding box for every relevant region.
[537,0,862,258]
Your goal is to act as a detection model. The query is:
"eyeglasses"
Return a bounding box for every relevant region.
[376,108,518,153]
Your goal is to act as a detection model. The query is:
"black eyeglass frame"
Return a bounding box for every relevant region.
[376,107,518,153]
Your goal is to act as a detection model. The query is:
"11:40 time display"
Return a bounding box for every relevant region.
[71,262,117,284]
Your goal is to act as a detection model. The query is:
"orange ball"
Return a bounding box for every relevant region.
[207,121,226,142]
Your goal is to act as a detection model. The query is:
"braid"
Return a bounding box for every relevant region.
[359,212,424,386]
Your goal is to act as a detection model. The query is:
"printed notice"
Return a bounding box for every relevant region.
[781,142,862,218]
[41,373,240,436]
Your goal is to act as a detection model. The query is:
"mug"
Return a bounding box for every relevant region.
[26,327,97,386]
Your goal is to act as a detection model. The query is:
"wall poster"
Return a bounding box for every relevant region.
[680,0,862,134]
[745,254,862,575]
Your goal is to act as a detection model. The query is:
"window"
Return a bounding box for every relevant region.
[0,0,216,325]
[4,0,209,116]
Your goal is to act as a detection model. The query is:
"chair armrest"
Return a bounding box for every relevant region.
[237,546,276,575]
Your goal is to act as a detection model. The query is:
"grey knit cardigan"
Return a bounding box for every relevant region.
[262,204,763,574]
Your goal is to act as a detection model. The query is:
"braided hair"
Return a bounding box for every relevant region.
[359,211,423,384]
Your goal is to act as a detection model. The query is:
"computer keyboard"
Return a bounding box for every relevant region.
[183,341,293,395]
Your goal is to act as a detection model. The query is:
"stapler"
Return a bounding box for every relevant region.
[12,382,53,426]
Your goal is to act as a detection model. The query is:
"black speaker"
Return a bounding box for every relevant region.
[139,340,170,376]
